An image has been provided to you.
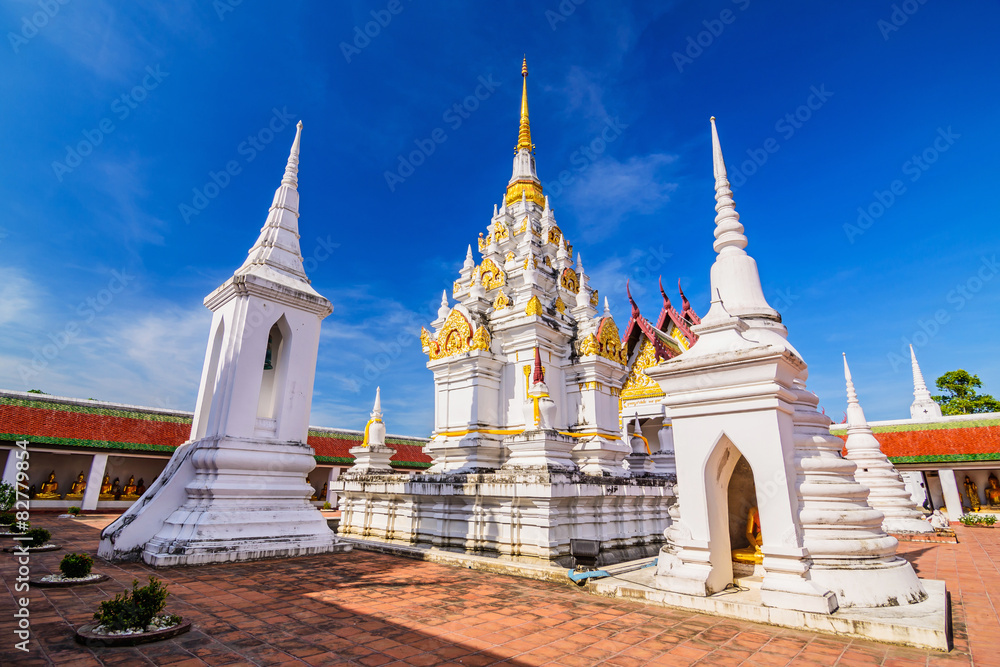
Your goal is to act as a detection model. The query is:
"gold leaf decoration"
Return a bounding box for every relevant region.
[492,290,510,310]
[505,251,515,263]
[621,340,666,401]
[525,296,543,316]
[560,268,580,293]
[470,326,491,352]
[477,233,489,252]
[596,317,626,365]
[494,220,509,242]
[578,333,599,356]
[422,309,474,360]
[479,258,506,290]
[547,226,562,245]
[554,297,566,314]
[516,217,528,235]
[590,289,599,307]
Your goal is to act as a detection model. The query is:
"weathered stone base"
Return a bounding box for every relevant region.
[334,469,674,568]
[592,566,951,651]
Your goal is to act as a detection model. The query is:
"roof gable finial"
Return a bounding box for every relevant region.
[517,57,532,152]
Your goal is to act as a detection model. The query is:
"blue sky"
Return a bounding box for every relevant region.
[1,1,997,436]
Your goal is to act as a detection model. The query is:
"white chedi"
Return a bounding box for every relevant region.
[843,354,934,533]
[345,387,395,475]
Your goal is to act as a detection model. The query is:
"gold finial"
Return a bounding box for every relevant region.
[516,58,532,152]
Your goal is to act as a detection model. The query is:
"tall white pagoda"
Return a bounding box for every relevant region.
[99,123,348,566]
[334,60,673,566]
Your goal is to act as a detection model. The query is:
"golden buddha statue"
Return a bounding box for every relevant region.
[965,476,981,512]
[122,475,140,500]
[98,475,115,500]
[319,483,328,501]
[37,471,61,499]
[732,506,763,565]
[65,471,87,500]
[136,478,146,495]
[984,475,1000,508]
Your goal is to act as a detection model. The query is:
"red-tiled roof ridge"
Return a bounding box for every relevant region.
[830,412,1000,463]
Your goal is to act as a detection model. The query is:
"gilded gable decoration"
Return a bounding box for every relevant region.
[560,268,580,294]
[479,258,506,290]
[621,340,665,400]
[525,296,543,316]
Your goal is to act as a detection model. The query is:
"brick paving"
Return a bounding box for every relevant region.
[2,515,1000,666]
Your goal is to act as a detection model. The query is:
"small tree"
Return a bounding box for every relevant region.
[0,481,15,512]
[933,370,1000,415]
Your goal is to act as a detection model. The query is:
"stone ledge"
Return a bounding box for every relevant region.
[590,567,951,651]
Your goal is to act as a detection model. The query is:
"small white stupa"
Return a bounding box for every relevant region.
[843,354,934,534]
[909,345,944,421]
[345,388,396,474]
[99,122,348,565]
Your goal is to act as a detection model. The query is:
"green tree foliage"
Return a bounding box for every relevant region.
[933,370,1000,415]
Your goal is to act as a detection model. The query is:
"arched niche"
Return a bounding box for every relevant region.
[255,316,292,428]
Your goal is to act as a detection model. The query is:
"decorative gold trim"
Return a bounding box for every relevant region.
[560,267,580,293]
[479,258,505,290]
[421,309,476,360]
[525,296,543,316]
[453,280,461,295]
[523,254,537,270]
[578,333,599,356]
[516,217,528,235]
[590,289,599,307]
[492,290,510,310]
[505,180,545,208]
[504,251,515,263]
[478,233,489,252]
[547,226,562,245]
[436,428,525,437]
[554,296,566,314]
[621,339,666,401]
[494,220,509,242]
[470,325,491,352]
[595,317,627,364]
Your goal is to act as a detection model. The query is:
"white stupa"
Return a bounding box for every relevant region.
[909,345,944,421]
[843,354,934,534]
[99,122,348,565]
[648,117,926,613]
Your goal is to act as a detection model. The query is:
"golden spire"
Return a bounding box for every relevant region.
[516,57,533,152]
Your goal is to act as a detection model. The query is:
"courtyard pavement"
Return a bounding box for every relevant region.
[2,514,999,666]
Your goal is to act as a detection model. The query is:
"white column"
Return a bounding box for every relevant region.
[326,466,341,509]
[81,454,108,511]
[937,468,964,522]
[2,449,17,485]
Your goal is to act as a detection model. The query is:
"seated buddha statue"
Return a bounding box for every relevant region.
[986,475,1000,508]
[110,477,122,499]
[319,483,328,501]
[98,474,115,500]
[65,472,87,500]
[136,478,146,495]
[37,471,61,499]
[965,476,981,512]
[122,476,139,500]
[732,506,763,565]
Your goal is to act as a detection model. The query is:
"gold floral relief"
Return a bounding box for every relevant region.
[492,290,510,310]
[523,254,538,270]
[470,326,491,352]
[525,296,543,316]
[516,217,528,235]
[478,234,489,252]
[494,220,509,242]
[560,268,580,294]
[554,297,566,314]
[547,226,562,245]
[578,333,599,356]
[505,251,515,263]
[590,289,599,307]
[621,340,665,400]
[565,242,573,259]
[422,309,474,361]
[479,258,506,290]
[453,280,461,295]
[596,317,626,365]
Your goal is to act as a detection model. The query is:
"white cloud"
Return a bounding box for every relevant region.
[566,153,679,241]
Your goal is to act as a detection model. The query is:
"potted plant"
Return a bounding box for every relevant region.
[75,576,191,646]
[34,553,109,587]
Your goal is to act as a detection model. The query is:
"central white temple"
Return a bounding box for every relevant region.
[334,60,674,567]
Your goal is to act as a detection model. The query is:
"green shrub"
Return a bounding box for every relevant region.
[0,510,15,526]
[60,553,93,578]
[68,506,81,516]
[322,501,332,510]
[984,514,998,526]
[25,527,50,547]
[94,577,174,632]
[0,481,14,512]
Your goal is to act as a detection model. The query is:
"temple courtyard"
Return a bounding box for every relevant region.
[2,514,998,667]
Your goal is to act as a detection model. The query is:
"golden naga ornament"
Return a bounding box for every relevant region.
[470,325,491,352]
[621,340,666,401]
[525,295,543,316]
[492,290,510,310]
[560,267,580,293]
[554,297,566,314]
[479,258,505,290]
[478,233,489,252]
[590,289,599,307]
